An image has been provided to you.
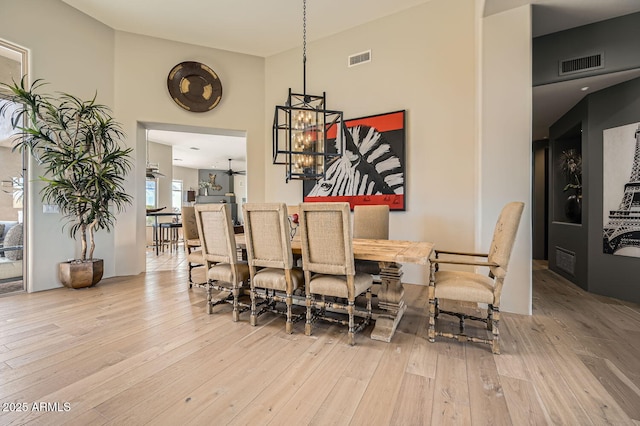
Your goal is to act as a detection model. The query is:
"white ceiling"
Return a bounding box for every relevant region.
[532,68,640,141]
[485,0,640,37]
[59,0,640,57]
[57,0,640,150]
[60,0,434,57]
[147,129,246,171]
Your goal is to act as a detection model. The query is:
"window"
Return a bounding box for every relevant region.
[145,179,156,209]
[172,179,182,211]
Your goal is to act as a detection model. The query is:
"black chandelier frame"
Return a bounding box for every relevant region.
[272,0,345,182]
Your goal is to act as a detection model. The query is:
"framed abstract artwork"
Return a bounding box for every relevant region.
[303,110,406,210]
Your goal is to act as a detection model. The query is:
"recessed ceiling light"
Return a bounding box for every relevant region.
[190,147,200,150]
[174,158,183,161]
[580,86,589,91]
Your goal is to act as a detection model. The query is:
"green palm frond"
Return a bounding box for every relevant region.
[0,77,133,260]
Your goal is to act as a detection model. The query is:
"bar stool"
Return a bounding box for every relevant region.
[160,222,182,252]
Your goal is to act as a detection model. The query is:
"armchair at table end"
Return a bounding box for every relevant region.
[243,203,304,333]
[427,201,524,354]
[194,203,250,320]
[181,206,205,288]
[299,202,373,345]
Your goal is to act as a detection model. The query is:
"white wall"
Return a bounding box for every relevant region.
[0,0,265,287]
[264,0,532,314]
[148,142,173,213]
[481,5,533,314]
[173,166,199,198]
[112,31,265,276]
[1,0,533,314]
[265,0,479,289]
[0,0,115,291]
[234,174,247,224]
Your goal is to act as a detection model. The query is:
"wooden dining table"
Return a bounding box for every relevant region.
[235,234,434,342]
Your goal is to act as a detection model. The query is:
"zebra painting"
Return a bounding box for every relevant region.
[303,110,405,210]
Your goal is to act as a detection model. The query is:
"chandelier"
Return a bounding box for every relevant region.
[272,0,344,182]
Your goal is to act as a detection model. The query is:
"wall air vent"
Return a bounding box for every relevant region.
[559,52,604,76]
[348,50,371,67]
[555,246,575,276]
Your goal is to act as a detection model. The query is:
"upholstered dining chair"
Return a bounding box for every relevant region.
[194,203,250,320]
[242,203,304,333]
[181,206,204,288]
[353,204,389,277]
[299,202,373,345]
[427,201,524,354]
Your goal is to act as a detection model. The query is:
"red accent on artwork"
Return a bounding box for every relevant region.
[303,194,405,210]
[326,111,404,139]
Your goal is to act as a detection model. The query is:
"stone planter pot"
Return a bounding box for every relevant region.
[58,259,104,289]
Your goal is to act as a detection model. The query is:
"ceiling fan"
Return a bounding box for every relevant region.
[224,158,246,176]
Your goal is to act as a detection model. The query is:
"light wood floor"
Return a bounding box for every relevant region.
[1,248,639,425]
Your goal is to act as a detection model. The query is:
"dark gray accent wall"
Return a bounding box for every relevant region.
[196,169,238,224]
[586,77,640,303]
[548,99,588,289]
[197,169,233,195]
[532,140,548,260]
[533,12,640,86]
[548,77,640,303]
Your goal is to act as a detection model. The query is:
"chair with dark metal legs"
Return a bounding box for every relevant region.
[243,202,304,333]
[299,202,373,345]
[194,203,249,320]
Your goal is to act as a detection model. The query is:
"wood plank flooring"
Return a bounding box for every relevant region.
[0,249,639,425]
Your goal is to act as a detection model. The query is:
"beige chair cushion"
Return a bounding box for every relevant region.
[353,205,389,240]
[299,203,354,276]
[190,266,207,285]
[434,270,495,304]
[488,202,525,278]
[187,250,204,264]
[353,205,388,276]
[181,206,200,241]
[195,204,237,263]
[185,238,201,247]
[309,272,373,298]
[253,267,303,292]
[243,204,292,269]
[4,224,23,261]
[207,262,250,284]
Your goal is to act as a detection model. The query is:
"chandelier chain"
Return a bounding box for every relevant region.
[272,0,343,181]
[302,0,307,95]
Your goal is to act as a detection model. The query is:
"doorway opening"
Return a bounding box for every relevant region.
[0,39,28,295]
[141,122,247,273]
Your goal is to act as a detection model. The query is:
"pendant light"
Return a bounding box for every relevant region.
[272,0,345,182]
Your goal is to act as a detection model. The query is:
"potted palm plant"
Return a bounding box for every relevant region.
[0,78,133,288]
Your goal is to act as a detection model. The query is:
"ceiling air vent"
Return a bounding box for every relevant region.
[559,52,604,76]
[348,50,371,67]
